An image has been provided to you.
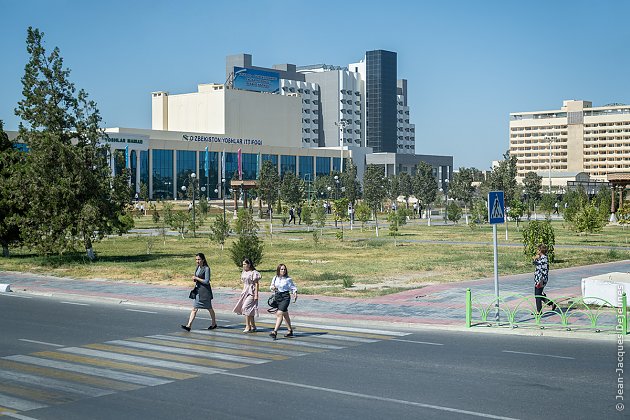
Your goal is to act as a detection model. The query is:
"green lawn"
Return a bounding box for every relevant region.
[1,215,628,296]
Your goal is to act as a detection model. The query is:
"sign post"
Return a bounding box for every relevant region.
[488,191,505,322]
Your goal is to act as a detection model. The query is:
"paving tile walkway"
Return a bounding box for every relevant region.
[2,260,628,333]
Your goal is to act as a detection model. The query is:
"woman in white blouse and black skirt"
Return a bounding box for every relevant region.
[269,263,297,340]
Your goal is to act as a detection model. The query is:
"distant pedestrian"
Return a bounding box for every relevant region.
[533,244,556,313]
[181,253,217,331]
[553,202,559,215]
[269,263,298,340]
[297,206,302,224]
[288,206,295,224]
[188,202,193,212]
[140,203,145,215]
[233,258,261,333]
[135,192,139,202]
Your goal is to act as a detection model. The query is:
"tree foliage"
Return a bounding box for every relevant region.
[229,209,263,268]
[0,120,25,257]
[571,203,607,236]
[449,168,475,208]
[209,214,230,250]
[413,162,438,210]
[340,161,361,205]
[257,160,279,211]
[522,220,555,262]
[280,172,302,206]
[13,28,131,259]
[482,151,518,204]
[446,202,462,223]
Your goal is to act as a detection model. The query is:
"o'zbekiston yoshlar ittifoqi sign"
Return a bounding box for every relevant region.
[182,134,263,146]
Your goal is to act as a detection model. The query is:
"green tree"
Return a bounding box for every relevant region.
[229,208,263,268]
[617,202,630,226]
[507,199,525,230]
[449,168,475,210]
[301,204,313,231]
[257,160,280,214]
[446,202,462,223]
[340,161,361,206]
[471,199,488,224]
[483,151,518,204]
[280,172,302,206]
[15,27,131,260]
[522,171,542,214]
[398,172,413,209]
[0,120,26,257]
[209,214,230,250]
[355,202,371,231]
[522,220,555,262]
[562,188,588,223]
[332,197,349,239]
[413,162,438,224]
[539,193,556,218]
[572,203,607,236]
[313,200,327,235]
[387,174,400,205]
[363,165,387,236]
[387,208,409,245]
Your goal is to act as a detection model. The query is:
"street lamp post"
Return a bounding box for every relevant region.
[441,179,449,224]
[180,172,197,237]
[544,136,558,194]
[334,120,347,173]
[221,178,226,223]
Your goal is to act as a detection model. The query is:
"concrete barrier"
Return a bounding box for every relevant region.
[581,272,630,307]
[0,284,12,293]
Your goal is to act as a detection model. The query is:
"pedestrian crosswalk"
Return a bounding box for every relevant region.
[0,323,408,417]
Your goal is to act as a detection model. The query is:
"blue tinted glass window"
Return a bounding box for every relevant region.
[332,157,341,172]
[152,149,174,199]
[199,151,219,198]
[140,151,149,188]
[176,151,196,199]
[280,155,296,177]
[316,157,330,177]
[299,156,314,180]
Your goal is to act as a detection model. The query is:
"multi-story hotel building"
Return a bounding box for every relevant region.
[509,100,630,183]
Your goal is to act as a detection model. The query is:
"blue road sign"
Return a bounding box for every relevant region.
[488,191,505,224]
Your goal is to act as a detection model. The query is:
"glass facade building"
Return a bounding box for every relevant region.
[366,50,398,153]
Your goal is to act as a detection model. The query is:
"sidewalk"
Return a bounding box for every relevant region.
[1,260,628,332]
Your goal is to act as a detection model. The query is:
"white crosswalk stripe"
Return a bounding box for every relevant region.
[0,393,47,411]
[106,339,269,364]
[0,369,113,397]
[0,324,406,416]
[191,330,345,350]
[59,347,224,376]
[148,334,308,357]
[5,355,171,387]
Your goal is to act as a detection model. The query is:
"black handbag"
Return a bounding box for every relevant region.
[267,294,278,313]
[189,287,198,299]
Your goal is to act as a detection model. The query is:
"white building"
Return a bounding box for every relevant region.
[510,100,630,182]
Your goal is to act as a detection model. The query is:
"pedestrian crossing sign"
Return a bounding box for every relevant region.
[488,191,505,224]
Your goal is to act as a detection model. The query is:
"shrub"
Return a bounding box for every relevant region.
[522,220,555,262]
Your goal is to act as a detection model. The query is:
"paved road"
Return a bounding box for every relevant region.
[0,293,625,419]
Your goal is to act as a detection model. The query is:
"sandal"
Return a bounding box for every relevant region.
[269,331,277,340]
[284,330,294,338]
[180,325,191,332]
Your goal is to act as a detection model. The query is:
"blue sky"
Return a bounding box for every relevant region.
[1,0,628,169]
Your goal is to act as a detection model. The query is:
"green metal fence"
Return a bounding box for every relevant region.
[465,288,628,334]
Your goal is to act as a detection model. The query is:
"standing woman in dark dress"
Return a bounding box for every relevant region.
[181,253,217,331]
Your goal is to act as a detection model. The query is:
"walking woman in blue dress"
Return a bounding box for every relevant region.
[181,253,217,331]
